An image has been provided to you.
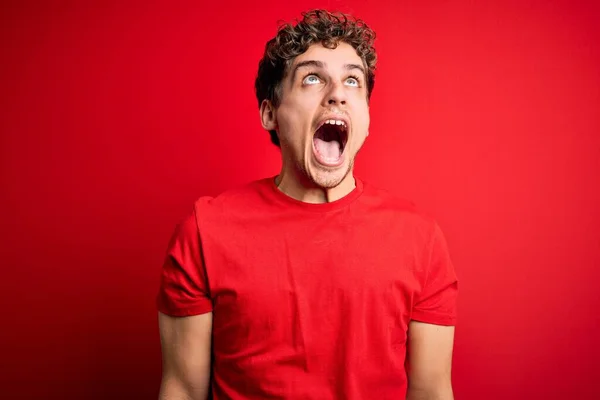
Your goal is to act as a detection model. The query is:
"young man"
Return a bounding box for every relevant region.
[157,9,458,400]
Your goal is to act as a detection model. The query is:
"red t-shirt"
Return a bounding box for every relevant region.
[157,176,458,399]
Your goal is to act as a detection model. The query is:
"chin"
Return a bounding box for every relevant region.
[306,155,354,189]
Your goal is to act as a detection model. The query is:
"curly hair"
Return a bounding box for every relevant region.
[255,9,377,146]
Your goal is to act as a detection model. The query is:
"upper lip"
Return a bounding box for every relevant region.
[314,114,351,132]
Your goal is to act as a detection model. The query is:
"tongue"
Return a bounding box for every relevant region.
[314,137,341,161]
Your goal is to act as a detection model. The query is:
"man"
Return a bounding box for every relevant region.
[157,9,458,400]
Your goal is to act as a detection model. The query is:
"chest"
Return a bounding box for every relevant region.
[202,215,422,318]
[200,212,423,389]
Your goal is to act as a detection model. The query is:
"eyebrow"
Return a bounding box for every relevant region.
[344,63,366,76]
[291,60,366,81]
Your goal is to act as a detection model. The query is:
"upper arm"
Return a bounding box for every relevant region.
[406,221,458,398]
[158,311,213,400]
[157,206,214,399]
[406,321,455,396]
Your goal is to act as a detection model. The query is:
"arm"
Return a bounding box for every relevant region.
[406,321,455,400]
[158,311,213,400]
[157,206,215,399]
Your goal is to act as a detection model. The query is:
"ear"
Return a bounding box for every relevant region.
[259,99,278,131]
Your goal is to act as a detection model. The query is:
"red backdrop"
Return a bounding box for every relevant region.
[1,1,599,399]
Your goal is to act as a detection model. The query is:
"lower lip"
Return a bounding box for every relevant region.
[312,139,346,167]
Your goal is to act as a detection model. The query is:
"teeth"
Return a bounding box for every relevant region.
[324,119,347,129]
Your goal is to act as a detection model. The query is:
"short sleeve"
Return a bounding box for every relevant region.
[156,209,213,317]
[411,222,459,326]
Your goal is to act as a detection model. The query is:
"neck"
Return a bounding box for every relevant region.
[275,163,356,204]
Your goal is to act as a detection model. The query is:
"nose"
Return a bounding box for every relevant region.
[324,81,347,106]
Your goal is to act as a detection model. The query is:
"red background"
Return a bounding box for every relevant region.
[1,0,599,399]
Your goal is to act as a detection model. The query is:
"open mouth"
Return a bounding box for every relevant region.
[313,119,349,164]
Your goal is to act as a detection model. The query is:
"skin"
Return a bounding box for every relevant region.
[158,312,212,400]
[158,41,455,400]
[260,42,370,203]
[406,322,456,399]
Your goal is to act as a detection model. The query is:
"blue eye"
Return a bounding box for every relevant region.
[303,75,320,85]
[346,77,359,87]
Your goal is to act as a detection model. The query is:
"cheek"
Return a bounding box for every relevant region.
[275,108,295,134]
[279,106,311,136]
[276,111,307,149]
[363,112,370,129]
[354,105,370,131]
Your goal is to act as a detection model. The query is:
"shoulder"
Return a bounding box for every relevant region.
[191,177,272,222]
[359,179,438,231]
[359,180,454,278]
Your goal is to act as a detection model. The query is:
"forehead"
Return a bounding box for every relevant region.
[291,41,364,70]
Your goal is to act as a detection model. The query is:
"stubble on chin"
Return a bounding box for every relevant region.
[301,156,355,189]
[280,137,356,190]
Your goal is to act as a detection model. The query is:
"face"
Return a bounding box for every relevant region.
[262,42,371,189]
